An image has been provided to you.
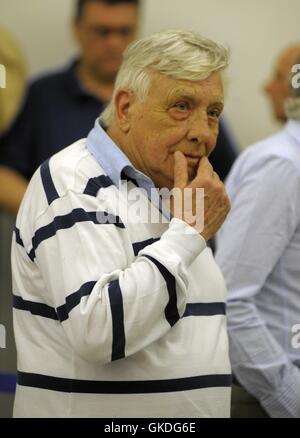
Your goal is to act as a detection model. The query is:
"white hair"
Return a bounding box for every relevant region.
[101,29,230,127]
[285,55,300,121]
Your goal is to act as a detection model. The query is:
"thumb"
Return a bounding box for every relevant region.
[174,151,188,188]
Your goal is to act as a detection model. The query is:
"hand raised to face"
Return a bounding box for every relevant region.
[171,151,231,241]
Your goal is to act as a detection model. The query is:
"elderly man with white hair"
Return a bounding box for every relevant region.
[12,30,231,418]
[216,54,300,418]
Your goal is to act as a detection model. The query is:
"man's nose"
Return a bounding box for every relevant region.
[106,32,127,49]
[187,114,214,151]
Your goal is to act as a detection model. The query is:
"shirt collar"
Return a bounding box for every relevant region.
[286,119,300,144]
[86,119,155,191]
[86,119,171,220]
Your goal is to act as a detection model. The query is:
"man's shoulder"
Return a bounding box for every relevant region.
[28,62,74,95]
[47,139,106,193]
[245,130,286,156]
[25,139,103,203]
[24,139,104,208]
[16,139,110,248]
[226,128,300,203]
[233,128,299,175]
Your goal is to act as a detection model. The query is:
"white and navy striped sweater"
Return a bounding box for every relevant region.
[12,140,231,418]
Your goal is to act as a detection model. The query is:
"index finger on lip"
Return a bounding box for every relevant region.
[174,151,188,188]
[195,156,214,180]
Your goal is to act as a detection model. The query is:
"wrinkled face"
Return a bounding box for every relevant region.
[264,47,300,122]
[123,72,224,189]
[74,2,138,81]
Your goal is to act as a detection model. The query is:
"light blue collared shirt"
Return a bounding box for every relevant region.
[216,121,300,417]
[86,119,169,219]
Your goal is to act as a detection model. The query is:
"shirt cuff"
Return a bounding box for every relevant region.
[159,217,207,267]
[261,365,300,418]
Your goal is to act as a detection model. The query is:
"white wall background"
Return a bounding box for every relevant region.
[1,0,300,148]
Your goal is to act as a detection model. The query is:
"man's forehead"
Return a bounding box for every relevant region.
[278,47,300,72]
[150,72,224,101]
[81,2,138,24]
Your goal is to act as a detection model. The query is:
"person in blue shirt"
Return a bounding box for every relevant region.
[0,0,237,216]
[216,48,300,418]
[264,44,300,123]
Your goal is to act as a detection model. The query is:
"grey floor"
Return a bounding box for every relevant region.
[0,211,16,418]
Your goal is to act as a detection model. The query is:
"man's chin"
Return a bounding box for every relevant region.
[92,65,121,82]
[96,73,117,83]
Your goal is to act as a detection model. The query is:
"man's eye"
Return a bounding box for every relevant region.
[174,102,190,111]
[119,27,134,37]
[208,110,221,118]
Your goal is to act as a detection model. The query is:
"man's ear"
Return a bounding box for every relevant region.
[114,89,135,133]
[72,18,86,52]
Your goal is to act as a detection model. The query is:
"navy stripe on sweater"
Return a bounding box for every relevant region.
[132,238,160,256]
[14,293,226,323]
[183,303,226,317]
[13,281,97,323]
[14,227,24,247]
[28,209,125,261]
[13,295,58,321]
[144,255,180,327]
[83,175,114,197]
[56,281,97,322]
[17,371,232,394]
[108,280,126,361]
[40,160,59,206]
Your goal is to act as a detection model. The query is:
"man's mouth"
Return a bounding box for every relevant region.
[184,155,201,167]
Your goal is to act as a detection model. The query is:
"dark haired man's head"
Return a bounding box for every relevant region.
[75,0,140,22]
[73,0,139,86]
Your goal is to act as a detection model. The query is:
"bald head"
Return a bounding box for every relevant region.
[289,54,300,98]
[264,44,300,122]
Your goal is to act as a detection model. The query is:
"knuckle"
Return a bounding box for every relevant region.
[214,183,224,195]
[213,171,220,180]
[224,192,230,204]
[202,178,213,189]
[222,196,231,212]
